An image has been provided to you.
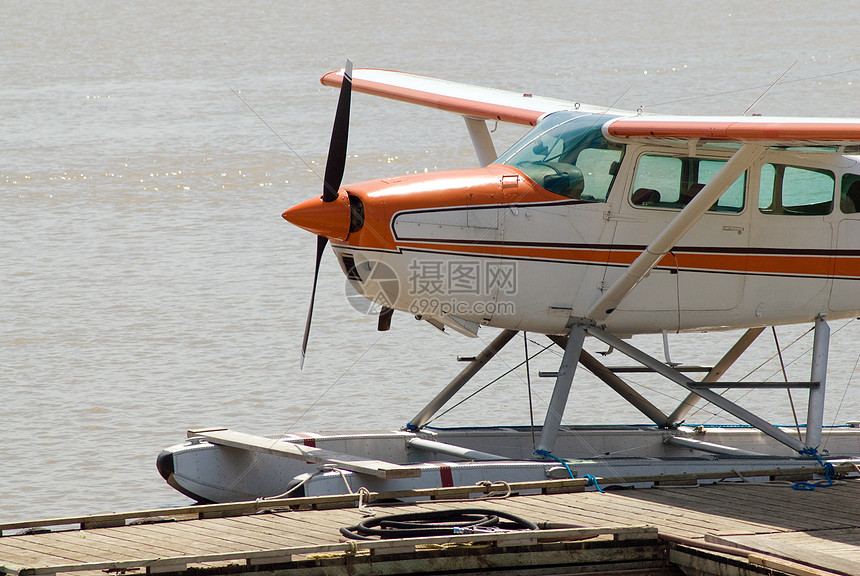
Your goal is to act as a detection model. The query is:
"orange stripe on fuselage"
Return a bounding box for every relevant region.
[335,165,860,281]
[386,241,860,280]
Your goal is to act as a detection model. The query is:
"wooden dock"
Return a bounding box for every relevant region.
[1,473,859,576]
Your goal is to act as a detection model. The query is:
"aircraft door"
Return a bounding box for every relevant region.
[751,162,835,320]
[829,173,859,313]
[606,152,749,331]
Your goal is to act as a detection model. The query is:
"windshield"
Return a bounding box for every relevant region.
[496,111,623,201]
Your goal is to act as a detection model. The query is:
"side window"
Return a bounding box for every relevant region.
[631,155,680,206]
[841,174,860,214]
[758,164,834,215]
[631,154,745,212]
[700,160,745,212]
[577,147,623,202]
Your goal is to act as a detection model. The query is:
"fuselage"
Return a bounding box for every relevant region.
[285,111,860,336]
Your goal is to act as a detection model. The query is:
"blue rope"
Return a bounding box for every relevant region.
[792,447,834,491]
[583,474,605,493]
[535,449,604,493]
[535,449,575,478]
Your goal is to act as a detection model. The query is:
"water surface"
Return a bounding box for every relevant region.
[2,1,860,522]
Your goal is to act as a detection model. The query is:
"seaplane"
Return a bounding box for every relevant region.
[158,62,860,503]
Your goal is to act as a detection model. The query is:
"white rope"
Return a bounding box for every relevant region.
[356,486,376,516]
[476,480,512,499]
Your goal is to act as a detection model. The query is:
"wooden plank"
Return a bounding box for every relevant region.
[523,492,702,537]
[675,482,858,523]
[606,489,790,534]
[0,541,65,568]
[245,513,345,542]
[599,464,858,488]
[538,492,727,536]
[29,532,143,561]
[215,516,326,547]
[172,518,305,550]
[5,479,859,576]
[482,495,626,529]
[709,531,860,576]
[393,498,591,533]
[749,553,841,576]
[0,535,106,564]
[246,509,361,535]
[609,485,816,532]
[187,428,422,479]
[128,522,252,555]
[1,526,653,576]
[593,497,766,537]
[160,517,302,551]
[86,525,192,557]
[643,484,857,531]
[669,547,756,576]
[197,516,317,547]
[2,474,852,538]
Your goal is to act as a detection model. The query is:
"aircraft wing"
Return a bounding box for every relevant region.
[322,67,860,147]
[606,116,860,147]
[320,68,589,126]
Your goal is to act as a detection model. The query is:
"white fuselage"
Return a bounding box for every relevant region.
[336,141,860,337]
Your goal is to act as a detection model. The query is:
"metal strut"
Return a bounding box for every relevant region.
[406,329,518,431]
[806,316,829,449]
[464,117,498,168]
[548,334,669,427]
[666,327,766,426]
[581,323,809,453]
[536,326,585,453]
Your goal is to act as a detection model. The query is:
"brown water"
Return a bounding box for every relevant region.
[2,1,860,522]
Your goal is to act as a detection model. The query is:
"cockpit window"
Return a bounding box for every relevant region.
[496,111,624,202]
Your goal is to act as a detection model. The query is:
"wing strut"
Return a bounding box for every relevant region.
[464,117,498,167]
[587,144,766,322]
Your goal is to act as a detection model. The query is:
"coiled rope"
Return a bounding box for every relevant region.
[792,448,835,491]
[340,508,539,540]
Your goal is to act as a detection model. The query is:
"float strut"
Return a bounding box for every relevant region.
[806,316,829,449]
[407,329,518,430]
[584,324,807,453]
[666,327,765,426]
[536,326,586,454]
[548,334,668,427]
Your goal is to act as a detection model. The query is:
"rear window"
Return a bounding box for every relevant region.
[759,164,834,216]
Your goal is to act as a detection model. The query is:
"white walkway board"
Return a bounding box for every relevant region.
[187,428,422,479]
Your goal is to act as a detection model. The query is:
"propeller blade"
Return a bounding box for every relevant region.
[377,306,394,331]
[300,234,328,369]
[299,59,353,368]
[322,59,353,202]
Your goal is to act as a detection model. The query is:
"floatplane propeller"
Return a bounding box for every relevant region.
[298,59,352,370]
[286,60,401,368]
[284,60,392,369]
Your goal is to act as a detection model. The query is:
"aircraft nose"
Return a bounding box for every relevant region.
[282,191,352,241]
